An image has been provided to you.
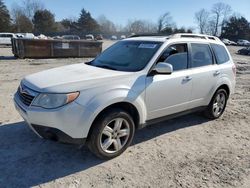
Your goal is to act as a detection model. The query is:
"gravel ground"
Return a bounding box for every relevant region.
[0,42,250,188]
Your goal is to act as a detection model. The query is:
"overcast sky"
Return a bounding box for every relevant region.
[4,0,250,29]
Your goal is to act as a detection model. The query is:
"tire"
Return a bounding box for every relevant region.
[204,88,228,119]
[87,108,135,159]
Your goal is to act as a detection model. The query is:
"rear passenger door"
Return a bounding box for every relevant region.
[188,43,219,109]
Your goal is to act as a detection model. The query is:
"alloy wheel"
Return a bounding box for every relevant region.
[100,118,130,153]
[212,92,226,117]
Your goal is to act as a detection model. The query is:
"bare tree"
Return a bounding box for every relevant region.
[125,19,157,34]
[143,21,157,33]
[11,3,33,32]
[22,0,44,20]
[97,15,116,34]
[157,12,175,33]
[211,2,232,36]
[194,9,210,34]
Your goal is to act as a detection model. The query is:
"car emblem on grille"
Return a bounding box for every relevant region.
[19,84,30,95]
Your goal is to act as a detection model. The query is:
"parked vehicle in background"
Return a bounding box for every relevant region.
[16,33,35,39]
[222,39,237,46]
[53,36,62,40]
[229,40,237,46]
[111,35,117,40]
[238,47,250,55]
[62,35,80,40]
[237,39,250,46]
[120,35,126,39]
[0,33,16,45]
[222,39,230,45]
[86,34,94,40]
[14,33,236,159]
[95,34,103,40]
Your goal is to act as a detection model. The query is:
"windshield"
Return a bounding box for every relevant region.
[90,40,162,72]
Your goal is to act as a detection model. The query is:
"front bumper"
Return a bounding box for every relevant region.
[31,124,86,145]
[14,92,92,145]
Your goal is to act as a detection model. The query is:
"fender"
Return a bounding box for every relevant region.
[76,88,147,138]
[205,76,233,105]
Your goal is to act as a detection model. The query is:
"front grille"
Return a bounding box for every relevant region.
[17,85,36,106]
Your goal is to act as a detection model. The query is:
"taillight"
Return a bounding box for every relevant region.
[232,63,236,77]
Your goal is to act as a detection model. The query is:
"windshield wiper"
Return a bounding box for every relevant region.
[95,64,117,70]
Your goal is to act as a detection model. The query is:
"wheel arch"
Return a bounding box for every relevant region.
[216,84,230,98]
[207,83,231,105]
[86,101,141,140]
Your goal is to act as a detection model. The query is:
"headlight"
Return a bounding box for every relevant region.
[32,92,79,109]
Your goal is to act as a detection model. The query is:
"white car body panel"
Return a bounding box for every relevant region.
[145,69,192,120]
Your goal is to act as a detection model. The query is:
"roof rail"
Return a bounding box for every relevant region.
[128,33,167,38]
[169,33,220,41]
[128,33,220,41]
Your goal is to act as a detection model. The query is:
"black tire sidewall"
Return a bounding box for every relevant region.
[207,89,228,119]
[88,109,135,159]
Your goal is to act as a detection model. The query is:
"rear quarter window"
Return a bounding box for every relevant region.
[211,44,230,64]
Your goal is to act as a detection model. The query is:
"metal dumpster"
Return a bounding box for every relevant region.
[11,38,102,58]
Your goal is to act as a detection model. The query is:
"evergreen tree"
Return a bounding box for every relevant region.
[221,16,250,41]
[77,8,100,33]
[33,9,56,33]
[0,0,11,32]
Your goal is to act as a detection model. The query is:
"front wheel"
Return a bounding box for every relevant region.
[87,108,135,159]
[204,89,228,119]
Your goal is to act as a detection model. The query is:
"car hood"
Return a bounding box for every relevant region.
[22,63,135,93]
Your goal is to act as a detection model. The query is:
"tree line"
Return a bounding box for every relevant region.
[194,2,250,40]
[0,0,250,40]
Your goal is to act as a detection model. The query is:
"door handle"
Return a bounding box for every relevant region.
[214,71,221,76]
[183,76,192,82]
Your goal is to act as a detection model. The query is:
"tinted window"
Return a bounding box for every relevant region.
[191,43,213,68]
[91,41,162,72]
[211,44,230,64]
[158,43,188,71]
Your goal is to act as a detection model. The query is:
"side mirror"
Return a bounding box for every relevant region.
[152,62,173,75]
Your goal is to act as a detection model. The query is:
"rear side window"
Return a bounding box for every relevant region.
[191,43,213,68]
[211,44,230,64]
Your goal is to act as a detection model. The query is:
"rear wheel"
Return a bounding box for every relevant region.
[87,108,135,159]
[204,89,228,119]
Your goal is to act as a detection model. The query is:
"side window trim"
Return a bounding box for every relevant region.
[147,42,190,76]
[208,43,216,65]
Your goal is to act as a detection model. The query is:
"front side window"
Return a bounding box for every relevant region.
[158,43,188,71]
[211,44,230,64]
[91,41,162,72]
[191,43,213,68]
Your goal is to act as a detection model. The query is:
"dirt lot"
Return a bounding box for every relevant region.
[0,42,250,188]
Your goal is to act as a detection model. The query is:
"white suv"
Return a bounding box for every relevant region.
[14,34,236,159]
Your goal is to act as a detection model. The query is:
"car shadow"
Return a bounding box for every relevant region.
[0,56,16,60]
[0,113,208,187]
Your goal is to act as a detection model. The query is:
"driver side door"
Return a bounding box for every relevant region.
[145,43,193,120]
